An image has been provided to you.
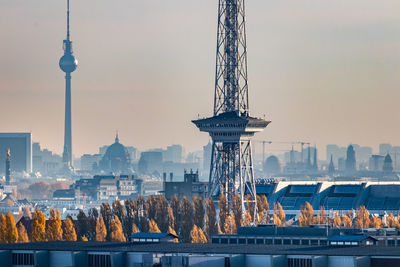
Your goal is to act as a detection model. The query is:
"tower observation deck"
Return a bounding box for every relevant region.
[59,0,78,168]
[192,0,270,217]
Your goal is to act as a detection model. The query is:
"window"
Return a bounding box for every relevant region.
[274,239,282,245]
[265,239,272,245]
[256,239,264,244]
[310,239,318,246]
[331,241,337,245]
[388,240,395,246]
[229,238,237,244]
[292,239,300,245]
[283,239,291,245]
[88,254,111,267]
[239,238,246,244]
[301,239,309,245]
[247,238,255,244]
[221,238,228,244]
[288,258,312,267]
[212,238,219,244]
[320,240,327,246]
[351,242,358,245]
[12,253,34,266]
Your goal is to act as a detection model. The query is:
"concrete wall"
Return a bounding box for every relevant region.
[188,256,225,267]
[328,256,358,267]
[0,250,11,267]
[49,251,73,267]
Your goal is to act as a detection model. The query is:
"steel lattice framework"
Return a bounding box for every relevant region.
[193,0,269,218]
[214,0,248,116]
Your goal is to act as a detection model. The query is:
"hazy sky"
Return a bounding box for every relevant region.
[1,0,400,157]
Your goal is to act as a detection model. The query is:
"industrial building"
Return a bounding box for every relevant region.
[162,170,208,201]
[1,241,400,267]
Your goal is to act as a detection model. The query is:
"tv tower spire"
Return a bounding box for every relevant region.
[59,0,78,168]
[193,0,270,218]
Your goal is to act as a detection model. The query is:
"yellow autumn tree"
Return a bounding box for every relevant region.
[272,213,282,226]
[131,224,140,234]
[273,202,285,226]
[243,212,252,226]
[299,202,313,226]
[110,216,126,242]
[342,211,353,228]
[96,217,107,242]
[333,212,341,228]
[17,223,29,243]
[148,219,161,233]
[190,225,207,243]
[223,213,236,234]
[31,210,46,242]
[168,225,179,243]
[47,208,63,241]
[355,206,370,229]
[5,212,18,243]
[81,235,88,241]
[0,214,6,243]
[386,213,398,228]
[372,216,382,229]
[64,217,77,241]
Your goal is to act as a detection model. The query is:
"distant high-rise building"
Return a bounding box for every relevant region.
[312,147,318,171]
[383,154,394,173]
[164,145,183,163]
[379,144,392,155]
[80,154,102,171]
[369,155,384,172]
[5,149,11,185]
[59,0,78,168]
[328,155,335,174]
[138,151,163,175]
[345,145,356,172]
[0,133,31,174]
[202,141,212,173]
[338,157,346,171]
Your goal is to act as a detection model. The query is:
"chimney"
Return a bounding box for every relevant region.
[163,172,167,182]
[169,172,173,182]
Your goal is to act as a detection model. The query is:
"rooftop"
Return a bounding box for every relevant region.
[1,242,400,256]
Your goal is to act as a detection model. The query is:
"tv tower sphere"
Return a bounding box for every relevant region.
[59,54,78,73]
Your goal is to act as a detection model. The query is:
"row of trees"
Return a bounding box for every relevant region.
[298,202,400,229]
[2,195,400,244]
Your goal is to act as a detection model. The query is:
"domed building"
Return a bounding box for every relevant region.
[263,155,281,175]
[99,134,132,174]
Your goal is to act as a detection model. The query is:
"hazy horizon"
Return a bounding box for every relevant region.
[1,0,400,157]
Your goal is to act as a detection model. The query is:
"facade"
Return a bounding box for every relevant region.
[2,241,400,267]
[163,170,208,201]
[80,154,102,171]
[53,174,143,201]
[0,133,31,174]
[345,145,356,172]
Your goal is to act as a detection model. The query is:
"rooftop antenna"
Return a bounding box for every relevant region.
[67,0,70,40]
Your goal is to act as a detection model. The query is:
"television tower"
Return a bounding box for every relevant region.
[192,0,270,216]
[59,0,78,168]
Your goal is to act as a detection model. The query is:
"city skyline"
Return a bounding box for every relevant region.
[1,0,400,157]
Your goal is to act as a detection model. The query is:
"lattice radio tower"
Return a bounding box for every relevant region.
[193,0,270,217]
